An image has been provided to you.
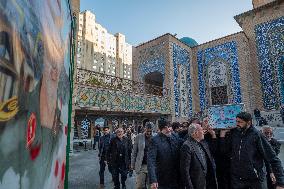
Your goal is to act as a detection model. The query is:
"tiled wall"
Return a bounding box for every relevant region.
[171,43,193,117]
[197,41,242,110]
[255,17,284,109]
[76,86,171,114]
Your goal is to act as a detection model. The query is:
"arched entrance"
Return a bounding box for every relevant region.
[143,71,164,96]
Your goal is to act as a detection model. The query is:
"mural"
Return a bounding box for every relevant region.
[76,86,171,114]
[198,41,242,111]
[255,17,284,109]
[171,43,192,118]
[0,0,71,189]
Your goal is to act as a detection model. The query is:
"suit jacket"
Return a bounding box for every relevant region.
[147,133,182,188]
[107,136,132,168]
[131,133,152,173]
[180,137,218,189]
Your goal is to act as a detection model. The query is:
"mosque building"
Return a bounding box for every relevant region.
[132,0,284,124]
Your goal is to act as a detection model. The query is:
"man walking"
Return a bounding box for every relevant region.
[108,128,132,189]
[262,126,282,189]
[180,123,218,189]
[98,126,113,188]
[147,118,182,189]
[131,122,154,189]
[220,112,284,189]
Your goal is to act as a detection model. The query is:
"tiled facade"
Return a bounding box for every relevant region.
[197,41,242,111]
[133,35,194,121]
[255,16,284,109]
[171,43,193,117]
[235,0,284,110]
[76,86,171,114]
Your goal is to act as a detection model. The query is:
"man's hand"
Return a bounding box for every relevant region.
[207,126,216,138]
[276,186,284,189]
[151,182,158,189]
[270,173,276,184]
[220,129,230,138]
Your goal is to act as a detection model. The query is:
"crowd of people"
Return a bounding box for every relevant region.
[94,112,283,189]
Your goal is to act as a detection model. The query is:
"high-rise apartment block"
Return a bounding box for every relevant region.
[77,10,132,79]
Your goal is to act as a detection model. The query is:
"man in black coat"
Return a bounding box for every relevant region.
[262,126,282,189]
[147,118,182,189]
[98,126,113,188]
[108,128,132,189]
[180,123,218,189]
[220,112,284,189]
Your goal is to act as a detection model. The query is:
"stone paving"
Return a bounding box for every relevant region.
[68,141,284,189]
[68,145,135,189]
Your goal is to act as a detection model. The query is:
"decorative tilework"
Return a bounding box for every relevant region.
[255,17,284,109]
[138,57,165,80]
[208,61,228,87]
[76,86,171,114]
[198,41,242,111]
[171,43,192,117]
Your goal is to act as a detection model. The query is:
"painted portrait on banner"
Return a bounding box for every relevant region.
[207,104,244,129]
[0,0,71,189]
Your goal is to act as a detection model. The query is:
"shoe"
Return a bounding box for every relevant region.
[99,184,104,189]
[122,185,126,189]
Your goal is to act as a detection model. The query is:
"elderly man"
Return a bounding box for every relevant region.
[147,118,182,189]
[180,123,218,189]
[131,122,154,189]
[108,128,132,189]
[220,112,284,189]
[262,126,282,189]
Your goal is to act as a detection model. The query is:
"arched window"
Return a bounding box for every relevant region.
[207,61,228,105]
[143,71,164,96]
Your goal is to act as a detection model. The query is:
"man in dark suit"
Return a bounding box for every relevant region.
[147,118,182,189]
[98,126,113,188]
[108,128,132,189]
[180,123,218,189]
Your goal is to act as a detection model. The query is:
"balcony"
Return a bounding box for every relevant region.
[75,68,171,114]
[76,68,169,96]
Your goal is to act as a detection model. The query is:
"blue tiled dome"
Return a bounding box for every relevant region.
[180,37,198,47]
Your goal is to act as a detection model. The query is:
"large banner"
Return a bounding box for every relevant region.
[207,104,244,129]
[0,0,71,189]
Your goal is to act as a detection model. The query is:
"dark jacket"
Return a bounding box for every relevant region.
[220,126,284,187]
[180,137,218,189]
[147,133,182,188]
[98,133,114,160]
[107,136,132,168]
[269,138,281,156]
[265,138,281,174]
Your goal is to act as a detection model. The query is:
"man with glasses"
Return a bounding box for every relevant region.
[147,118,182,189]
[98,126,113,188]
[131,122,154,189]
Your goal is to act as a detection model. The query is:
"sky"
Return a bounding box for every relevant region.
[80,0,253,46]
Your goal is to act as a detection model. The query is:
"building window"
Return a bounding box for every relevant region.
[211,86,228,105]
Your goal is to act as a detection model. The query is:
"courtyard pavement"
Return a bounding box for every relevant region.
[68,144,135,189]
